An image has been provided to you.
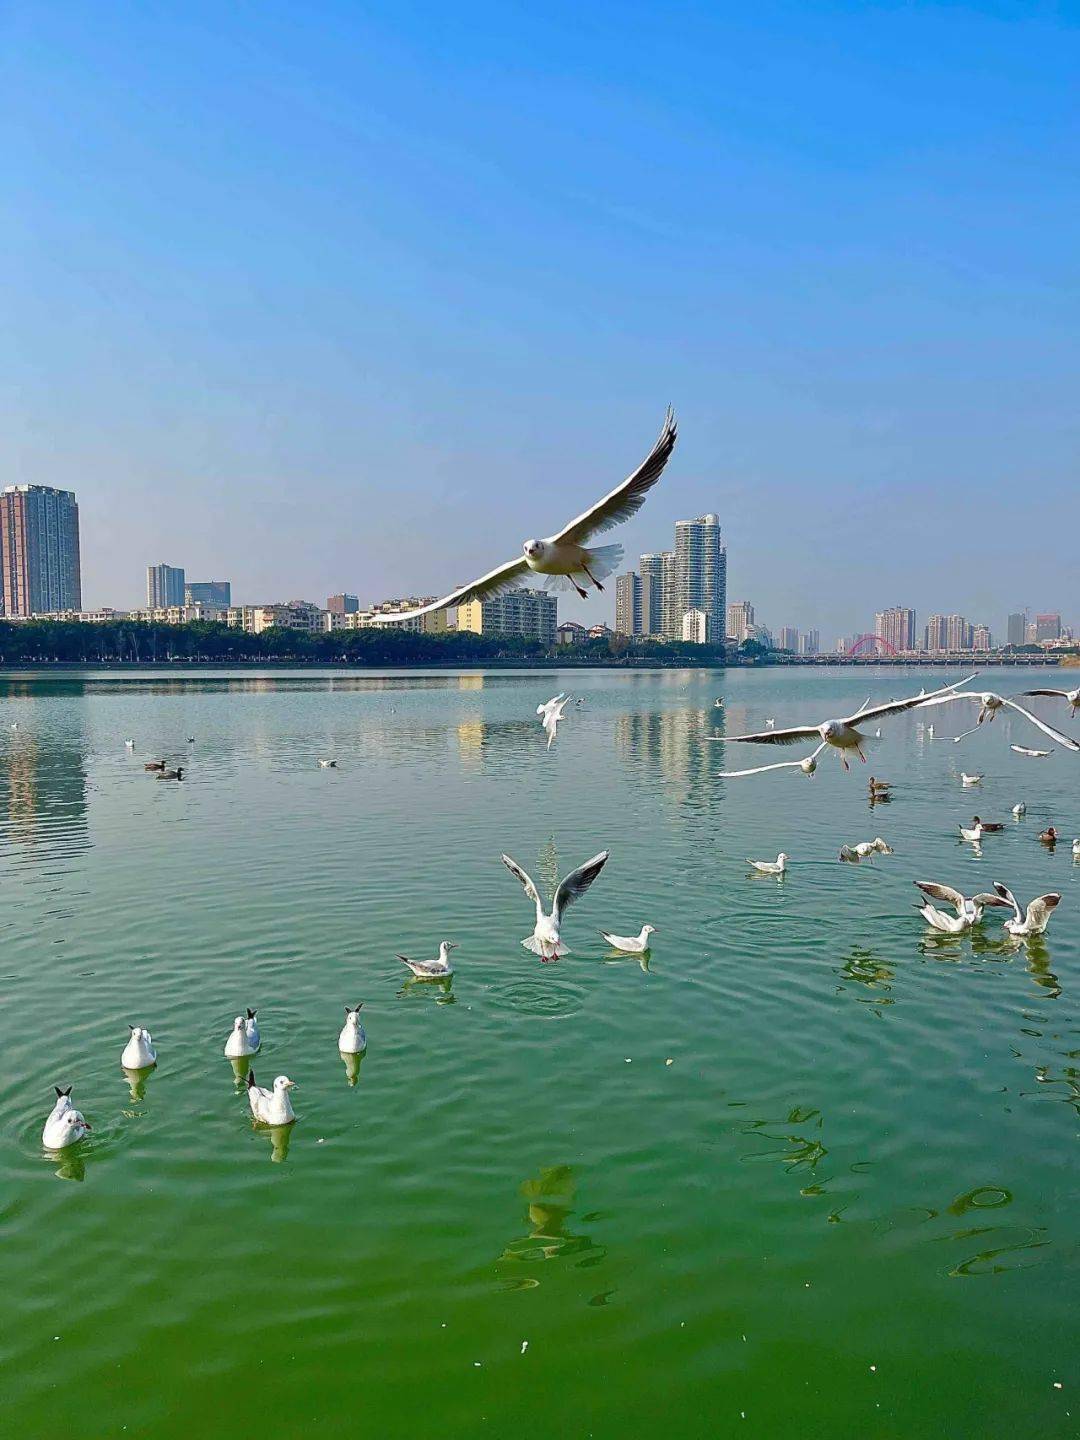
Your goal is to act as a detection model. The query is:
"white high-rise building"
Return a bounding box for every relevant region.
[681,609,710,644]
[673,514,726,646]
[727,601,754,644]
[638,554,666,636]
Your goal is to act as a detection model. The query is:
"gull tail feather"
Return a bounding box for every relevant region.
[582,543,623,580]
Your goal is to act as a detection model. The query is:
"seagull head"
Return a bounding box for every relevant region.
[822,720,844,741]
[523,539,545,561]
[274,1076,297,1092]
[800,755,818,776]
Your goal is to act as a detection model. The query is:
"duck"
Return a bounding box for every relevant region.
[397,941,456,979]
[1012,802,1026,817]
[224,1012,260,1058]
[748,853,788,875]
[318,759,337,768]
[42,1106,91,1150]
[144,759,166,771]
[958,821,984,843]
[1038,826,1058,846]
[961,773,982,787]
[157,766,184,780]
[993,881,1061,937]
[971,815,1004,833]
[120,1025,157,1070]
[599,924,657,953]
[246,1070,297,1125]
[338,1004,367,1054]
[868,777,892,793]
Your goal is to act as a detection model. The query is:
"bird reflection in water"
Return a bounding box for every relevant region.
[341,1049,366,1087]
[228,1055,253,1085]
[399,975,456,1005]
[741,1106,829,1184]
[122,1065,156,1103]
[51,1153,87,1183]
[835,947,894,1009]
[263,1123,293,1164]
[498,1165,606,1269]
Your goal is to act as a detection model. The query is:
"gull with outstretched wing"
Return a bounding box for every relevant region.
[373,410,677,620]
[917,688,1080,751]
[501,850,609,961]
[715,676,976,774]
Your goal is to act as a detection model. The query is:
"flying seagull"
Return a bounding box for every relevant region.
[714,676,975,773]
[537,693,570,749]
[707,740,828,779]
[501,850,609,960]
[918,689,1080,751]
[1010,744,1052,758]
[1017,685,1080,716]
[372,410,677,619]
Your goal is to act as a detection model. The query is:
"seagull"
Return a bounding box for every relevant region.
[501,850,609,960]
[243,1008,260,1051]
[124,739,135,750]
[187,737,196,744]
[928,724,935,739]
[715,676,975,774]
[46,1085,74,1127]
[599,924,656,953]
[765,718,776,728]
[397,941,456,978]
[318,759,338,768]
[914,880,1009,931]
[338,1004,367,1054]
[961,773,982,786]
[1072,838,1080,859]
[748,852,788,874]
[1012,802,1026,816]
[1011,744,1052,758]
[42,1107,91,1150]
[838,838,893,862]
[919,688,1080,751]
[958,821,984,843]
[246,1070,297,1125]
[1016,685,1080,716]
[708,740,828,779]
[121,1025,157,1070]
[713,698,724,709]
[370,411,677,618]
[993,882,1061,937]
[224,1012,260,1059]
[537,693,570,749]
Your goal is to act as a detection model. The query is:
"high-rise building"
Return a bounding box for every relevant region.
[659,551,678,639]
[147,563,185,608]
[0,485,82,616]
[1006,612,1026,646]
[945,613,971,650]
[1035,613,1061,642]
[777,627,799,652]
[681,609,710,643]
[923,614,948,652]
[638,554,665,636]
[799,629,820,656]
[457,588,556,645]
[615,572,643,636]
[326,593,359,615]
[971,624,992,651]
[185,580,231,607]
[673,514,726,647]
[726,601,754,644]
[874,607,916,653]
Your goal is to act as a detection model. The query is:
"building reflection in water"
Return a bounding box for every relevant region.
[497,1165,606,1269]
[614,703,719,814]
[1,729,90,858]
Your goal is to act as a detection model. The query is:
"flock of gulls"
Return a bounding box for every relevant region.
[26,408,1078,1151]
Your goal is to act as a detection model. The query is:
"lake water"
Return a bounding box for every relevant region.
[1,665,1076,1438]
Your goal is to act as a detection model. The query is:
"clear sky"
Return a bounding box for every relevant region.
[5,1,1078,639]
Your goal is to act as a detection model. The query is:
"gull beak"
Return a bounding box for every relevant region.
[82,1122,93,1131]
[285,1080,298,1089]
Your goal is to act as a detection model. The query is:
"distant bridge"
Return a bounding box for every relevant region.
[848,633,898,657]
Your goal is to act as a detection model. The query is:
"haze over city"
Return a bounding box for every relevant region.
[6,2,1078,636]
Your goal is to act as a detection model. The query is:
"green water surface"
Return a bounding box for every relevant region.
[0,667,1076,1438]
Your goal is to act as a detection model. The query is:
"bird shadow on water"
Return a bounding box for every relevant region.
[834,946,895,1011]
[495,1165,608,1291]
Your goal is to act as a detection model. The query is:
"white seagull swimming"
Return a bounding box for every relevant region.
[46,1085,74,1128]
[537,693,571,749]
[914,881,1009,932]
[599,924,657,953]
[958,821,984,843]
[748,852,788,874]
[992,882,1061,937]
[919,688,1080,751]
[246,1070,297,1125]
[121,1025,157,1070]
[318,758,338,768]
[338,1004,367,1053]
[961,773,982,786]
[711,676,974,776]
[224,1010,260,1059]
[397,941,457,978]
[1012,802,1026,816]
[501,850,610,960]
[370,411,677,619]
[42,1107,91,1150]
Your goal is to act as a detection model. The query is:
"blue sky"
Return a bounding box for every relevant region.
[5,1,1078,638]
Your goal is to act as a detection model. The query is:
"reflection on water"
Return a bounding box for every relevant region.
[122,1065,156,1102]
[835,947,895,1009]
[614,705,717,808]
[262,1123,294,1164]
[497,1165,606,1269]
[340,1049,366,1086]
[1,731,89,856]
[741,1106,829,1177]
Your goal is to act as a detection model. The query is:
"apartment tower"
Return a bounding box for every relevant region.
[0,484,82,616]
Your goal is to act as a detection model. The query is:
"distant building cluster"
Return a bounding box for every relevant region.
[614,514,726,643]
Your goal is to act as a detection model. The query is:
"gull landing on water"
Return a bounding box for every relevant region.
[370,411,677,619]
[838,838,892,862]
[713,677,975,776]
[397,942,456,979]
[501,850,609,960]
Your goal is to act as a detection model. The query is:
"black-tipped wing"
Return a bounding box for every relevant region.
[992,881,1021,919]
[371,556,530,622]
[501,854,543,910]
[554,410,677,545]
[553,851,609,921]
[844,675,978,727]
[914,880,965,911]
[1026,894,1061,928]
[973,892,1011,910]
[1017,689,1068,699]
